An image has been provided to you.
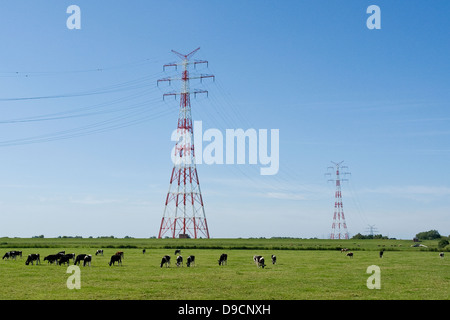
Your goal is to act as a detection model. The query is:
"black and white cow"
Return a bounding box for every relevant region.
[59,255,72,266]
[109,254,122,266]
[64,253,76,264]
[84,255,92,267]
[253,255,266,268]
[174,249,181,255]
[95,249,103,256]
[74,254,88,265]
[44,254,59,264]
[253,255,262,266]
[25,254,40,265]
[440,252,444,259]
[346,252,354,258]
[271,255,276,265]
[379,250,384,258]
[218,253,227,266]
[160,255,171,268]
[176,255,183,267]
[186,255,195,267]
[2,251,21,260]
[10,251,22,259]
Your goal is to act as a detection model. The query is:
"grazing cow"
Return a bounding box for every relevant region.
[44,254,59,264]
[64,253,76,263]
[74,254,88,265]
[175,249,181,255]
[84,255,92,267]
[186,255,195,267]
[10,251,22,259]
[258,257,266,269]
[253,255,266,268]
[115,251,124,259]
[95,249,103,256]
[160,255,171,268]
[59,255,72,266]
[55,251,64,262]
[109,254,122,266]
[346,252,354,258]
[218,253,227,266]
[379,250,384,258]
[142,249,146,254]
[440,252,444,259]
[341,248,349,253]
[2,251,22,260]
[25,254,40,265]
[176,255,183,267]
[271,255,277,265]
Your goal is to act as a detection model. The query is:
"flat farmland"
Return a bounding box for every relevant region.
[0,238,448,300]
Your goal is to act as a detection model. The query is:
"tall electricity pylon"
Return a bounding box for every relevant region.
[325,161,350,239]
[157,48,214,239]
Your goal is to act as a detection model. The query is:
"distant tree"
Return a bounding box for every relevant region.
[416,230,441,240]
[351,233,388,240]
[438,239,449,249]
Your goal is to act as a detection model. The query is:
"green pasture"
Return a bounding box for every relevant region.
[0,238,448,300]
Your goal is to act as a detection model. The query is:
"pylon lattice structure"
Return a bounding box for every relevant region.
[326,161,350,239]
[157,48,214,239]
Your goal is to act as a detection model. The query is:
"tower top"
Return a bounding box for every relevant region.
[161,47,210,72]
[171,47,200,60]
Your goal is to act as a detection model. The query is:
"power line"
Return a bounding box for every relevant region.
[0,57,161,78]
[0,74,163,102]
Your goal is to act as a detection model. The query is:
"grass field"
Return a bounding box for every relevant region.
[0,237,448,300]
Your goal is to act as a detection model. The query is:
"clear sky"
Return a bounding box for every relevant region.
[0,1,448,239]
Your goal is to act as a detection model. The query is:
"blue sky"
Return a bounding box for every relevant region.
[0,1,448,239]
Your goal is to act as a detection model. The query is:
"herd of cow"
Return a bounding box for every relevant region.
[1,249,123,267]
[2,249,445,268]
[340,248,445,259]
[159,251,276,268]
[1,249,278,269]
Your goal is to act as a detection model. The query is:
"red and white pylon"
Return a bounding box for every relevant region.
[157,48,214,239]
[326,161,350,239]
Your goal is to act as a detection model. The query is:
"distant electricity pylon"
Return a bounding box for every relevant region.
[365,224,379,236]
[157,48,214,239]
[325,161,351,240]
